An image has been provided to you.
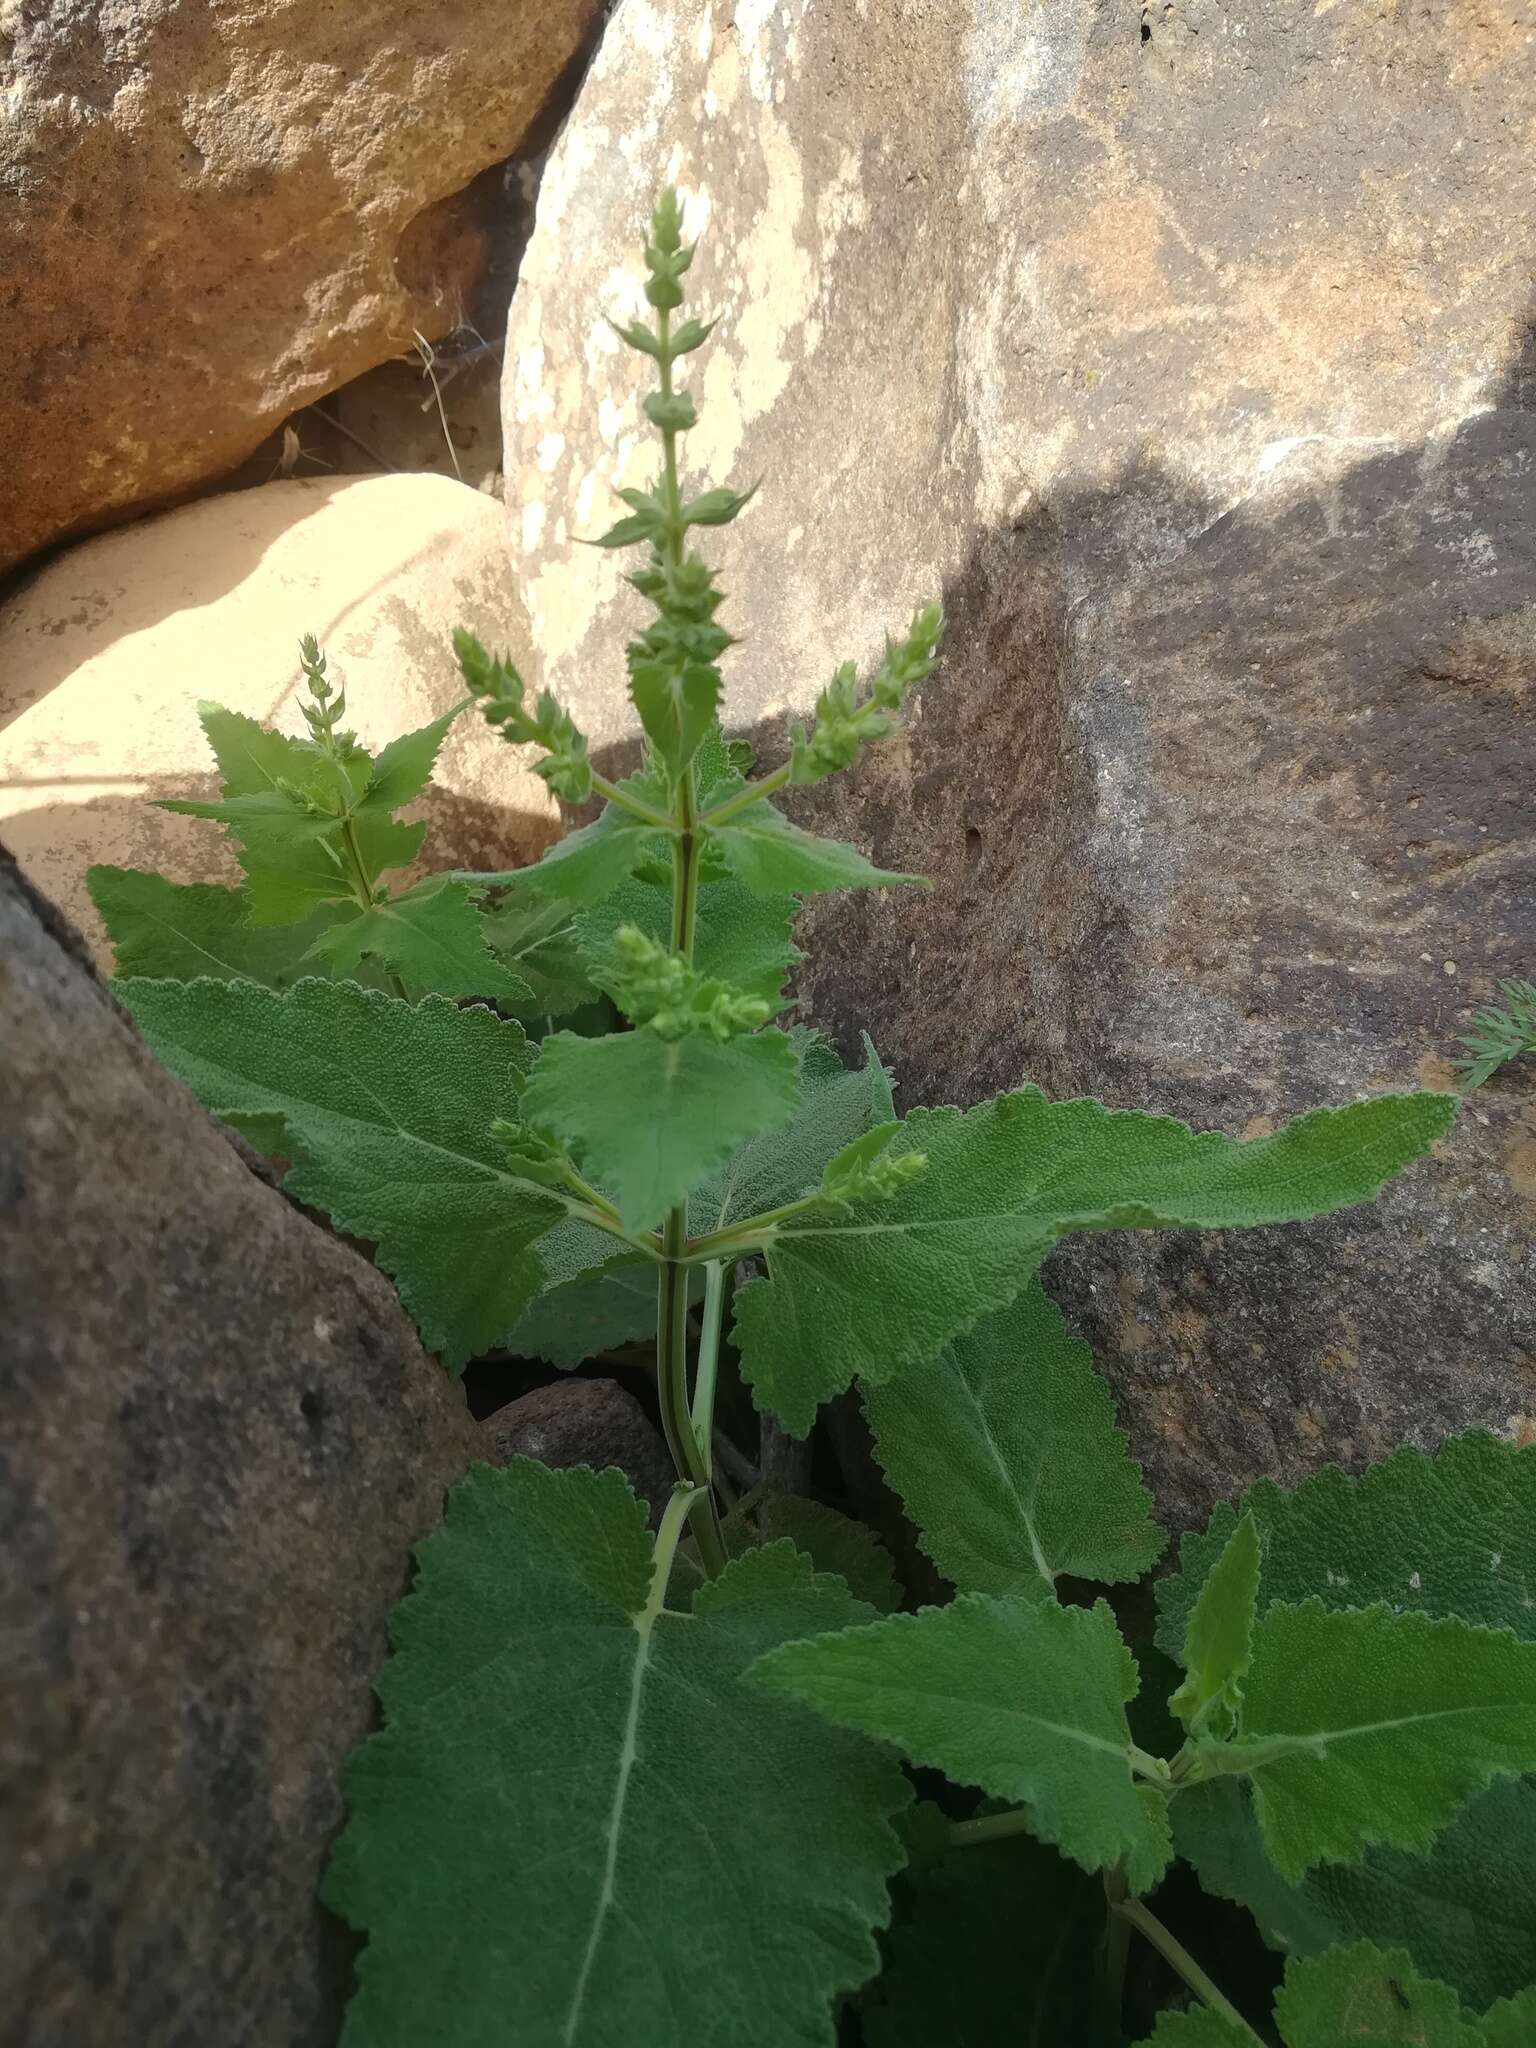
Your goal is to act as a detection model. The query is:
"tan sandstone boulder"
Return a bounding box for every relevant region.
[0,0,601,573]
[499,0,1536,1526]
[0,472,558,962]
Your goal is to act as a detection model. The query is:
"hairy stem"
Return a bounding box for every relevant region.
[1113,1898,1263,2041]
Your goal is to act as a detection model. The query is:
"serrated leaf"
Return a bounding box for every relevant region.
[1232,1601,1536,1880]
[195,699,344,799]
[1170,1513,1261,1734]
[1273,1941,1484,2047]
[755,1594,1172,1892]
[862,1279,1162,1603]
[588,510,663,548]
[730,1496,903,1614]
[510,788,667,906]
[118,977,565,1366]
[86,868,345,987]
[1481,1988,1536,2046]
[705,797,920,895]
[863,1836,1106,2048]
[576,872,800,1008]
[303,878,533,1003]
[694,1030,895,1236]
[477,891,600,1018]
[356,705,462,814]
[1157,1433,1536,1661]
[523,1026,802,1232]
[1173,1775,1536,2017]
[733,1086,1455,1438]
[499,1255,659,1367]
[627,652,719,776]
[325,1463,912,2046]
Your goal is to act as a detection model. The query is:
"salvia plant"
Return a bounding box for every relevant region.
[85,192,1536,2045]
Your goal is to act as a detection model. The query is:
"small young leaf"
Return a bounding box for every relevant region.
[1273,1941,1484,2047]
[863,1837,1106,2048]
[302,878,534,1003]
[576,872,799,1009]
[733,1086,1455,1437]
[626,652,718,776]
[588,510,663,549]
[730,1496,903,1615]
[87,868,345,987]
[118,977,564,1366]
[356,704,463,813]
[705,797,921,895]
[681,484,757,527]
[522,1026,802,1231]
[1169,1513,1261,1735]
[862,1279,1162,1602]
[1234,1601,1536,1880]
[755,1594,1172,1892]
[325,1463,912,2047]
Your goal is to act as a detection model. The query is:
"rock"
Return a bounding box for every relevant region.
[482,1379,677,1525]
[0,0,602,574]
[0,846,481,2045]
[499,0,1536,1527]
[0,473,559,964]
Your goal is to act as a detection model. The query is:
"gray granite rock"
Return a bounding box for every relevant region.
[0,847,480,2046]
[498,0,1536,1528]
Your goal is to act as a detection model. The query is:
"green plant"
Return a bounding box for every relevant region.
[1457,978,1536,1089]
[85,192,1512,2045]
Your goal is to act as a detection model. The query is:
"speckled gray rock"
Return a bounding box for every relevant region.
[0,848,480,2046]
[500,0,1536,1527]
[482,1378,676,1526]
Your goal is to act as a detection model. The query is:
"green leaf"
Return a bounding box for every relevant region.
[1481,1988,1536,2047]
[1170,1513,1261,1735]
[733,1086,1455,1437]
[575,873,800,1009]
[1232,1601,1536,1880]
[357,704,462,813]
[522,1026,803,1232]
[755,1594,1172,1892]
[1138,2010,1251,2046]
[510,788,667,906]
[627,652,718,775]
[325,1463,912,2046]
[1173,1775,1536,2017]
[863,1837,1106,2048]
[694,1030,895,1236]
[499,1254,659,1368]
[302,879,534,1003]
[705,797,920,895]
[194,699,343,799]
[589,510,662,549]
[862,1279,1162,1602]
[1273,1941,1484,2047]
[681,484,756,527]
[86,868,345,987]
[118,977,564,1366]
[1157,1433,1536,1660]
[730,1496,903,1614]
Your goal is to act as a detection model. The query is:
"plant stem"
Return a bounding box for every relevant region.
[337,812,410,1003]
[656,1210,725,1576]
[690,1260,726,1470]
[646,1482,707,1619]
[946,1805,1038,1851]
[1113,1898,1264,2042]
[589,769,675,829]
[1100,1867,1131,2042]
[682,1191,822,1261]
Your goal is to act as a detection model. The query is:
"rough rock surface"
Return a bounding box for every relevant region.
[500,0,1536,1527]
[0,847,481,2046]
[482,1377,676,1525]
[0,472,559,962]
[0,0,601,573]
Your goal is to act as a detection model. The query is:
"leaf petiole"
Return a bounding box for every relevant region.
[589,770,676,831]
[695,760,792,830]
[945,1804,1038,1851]
[690,1259,727,1471]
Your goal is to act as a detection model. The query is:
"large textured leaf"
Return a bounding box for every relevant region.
[303,878,533,1003]
[1273,1942,1485,2047]
[478,892,602,1018]
[693,1030,894,1235]
[1235,1601,1536,1880]
[863,1280,1162,1601]
[735,1087,1454,1437]
[522,1026,803,1231]
[191,699,339,799]
[87,867,344,986]
[1173,1776,1536,2016]
[499,1256,661,1368]
[705,796,918,894]
[575,872,800,1008]
[119,977,564,1365]
[506,780,668,905]
[325,1462,912,2046]
[1157,1434,1536,1660]
[756,1594,1171,1892]
[862,1836,1106,2047]
[730,1497,903,1615]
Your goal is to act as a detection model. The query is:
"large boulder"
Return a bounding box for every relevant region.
[0,847,481,2044]
[0,472,559,964]
[499,0,1536,1526]
[0,0,601,573]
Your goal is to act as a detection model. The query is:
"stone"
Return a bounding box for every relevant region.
[0,472,559,965]
[0,0,601,574]
[499,0,1536,1528]
[0,846,481,2045]
[481,1378,677,1526]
